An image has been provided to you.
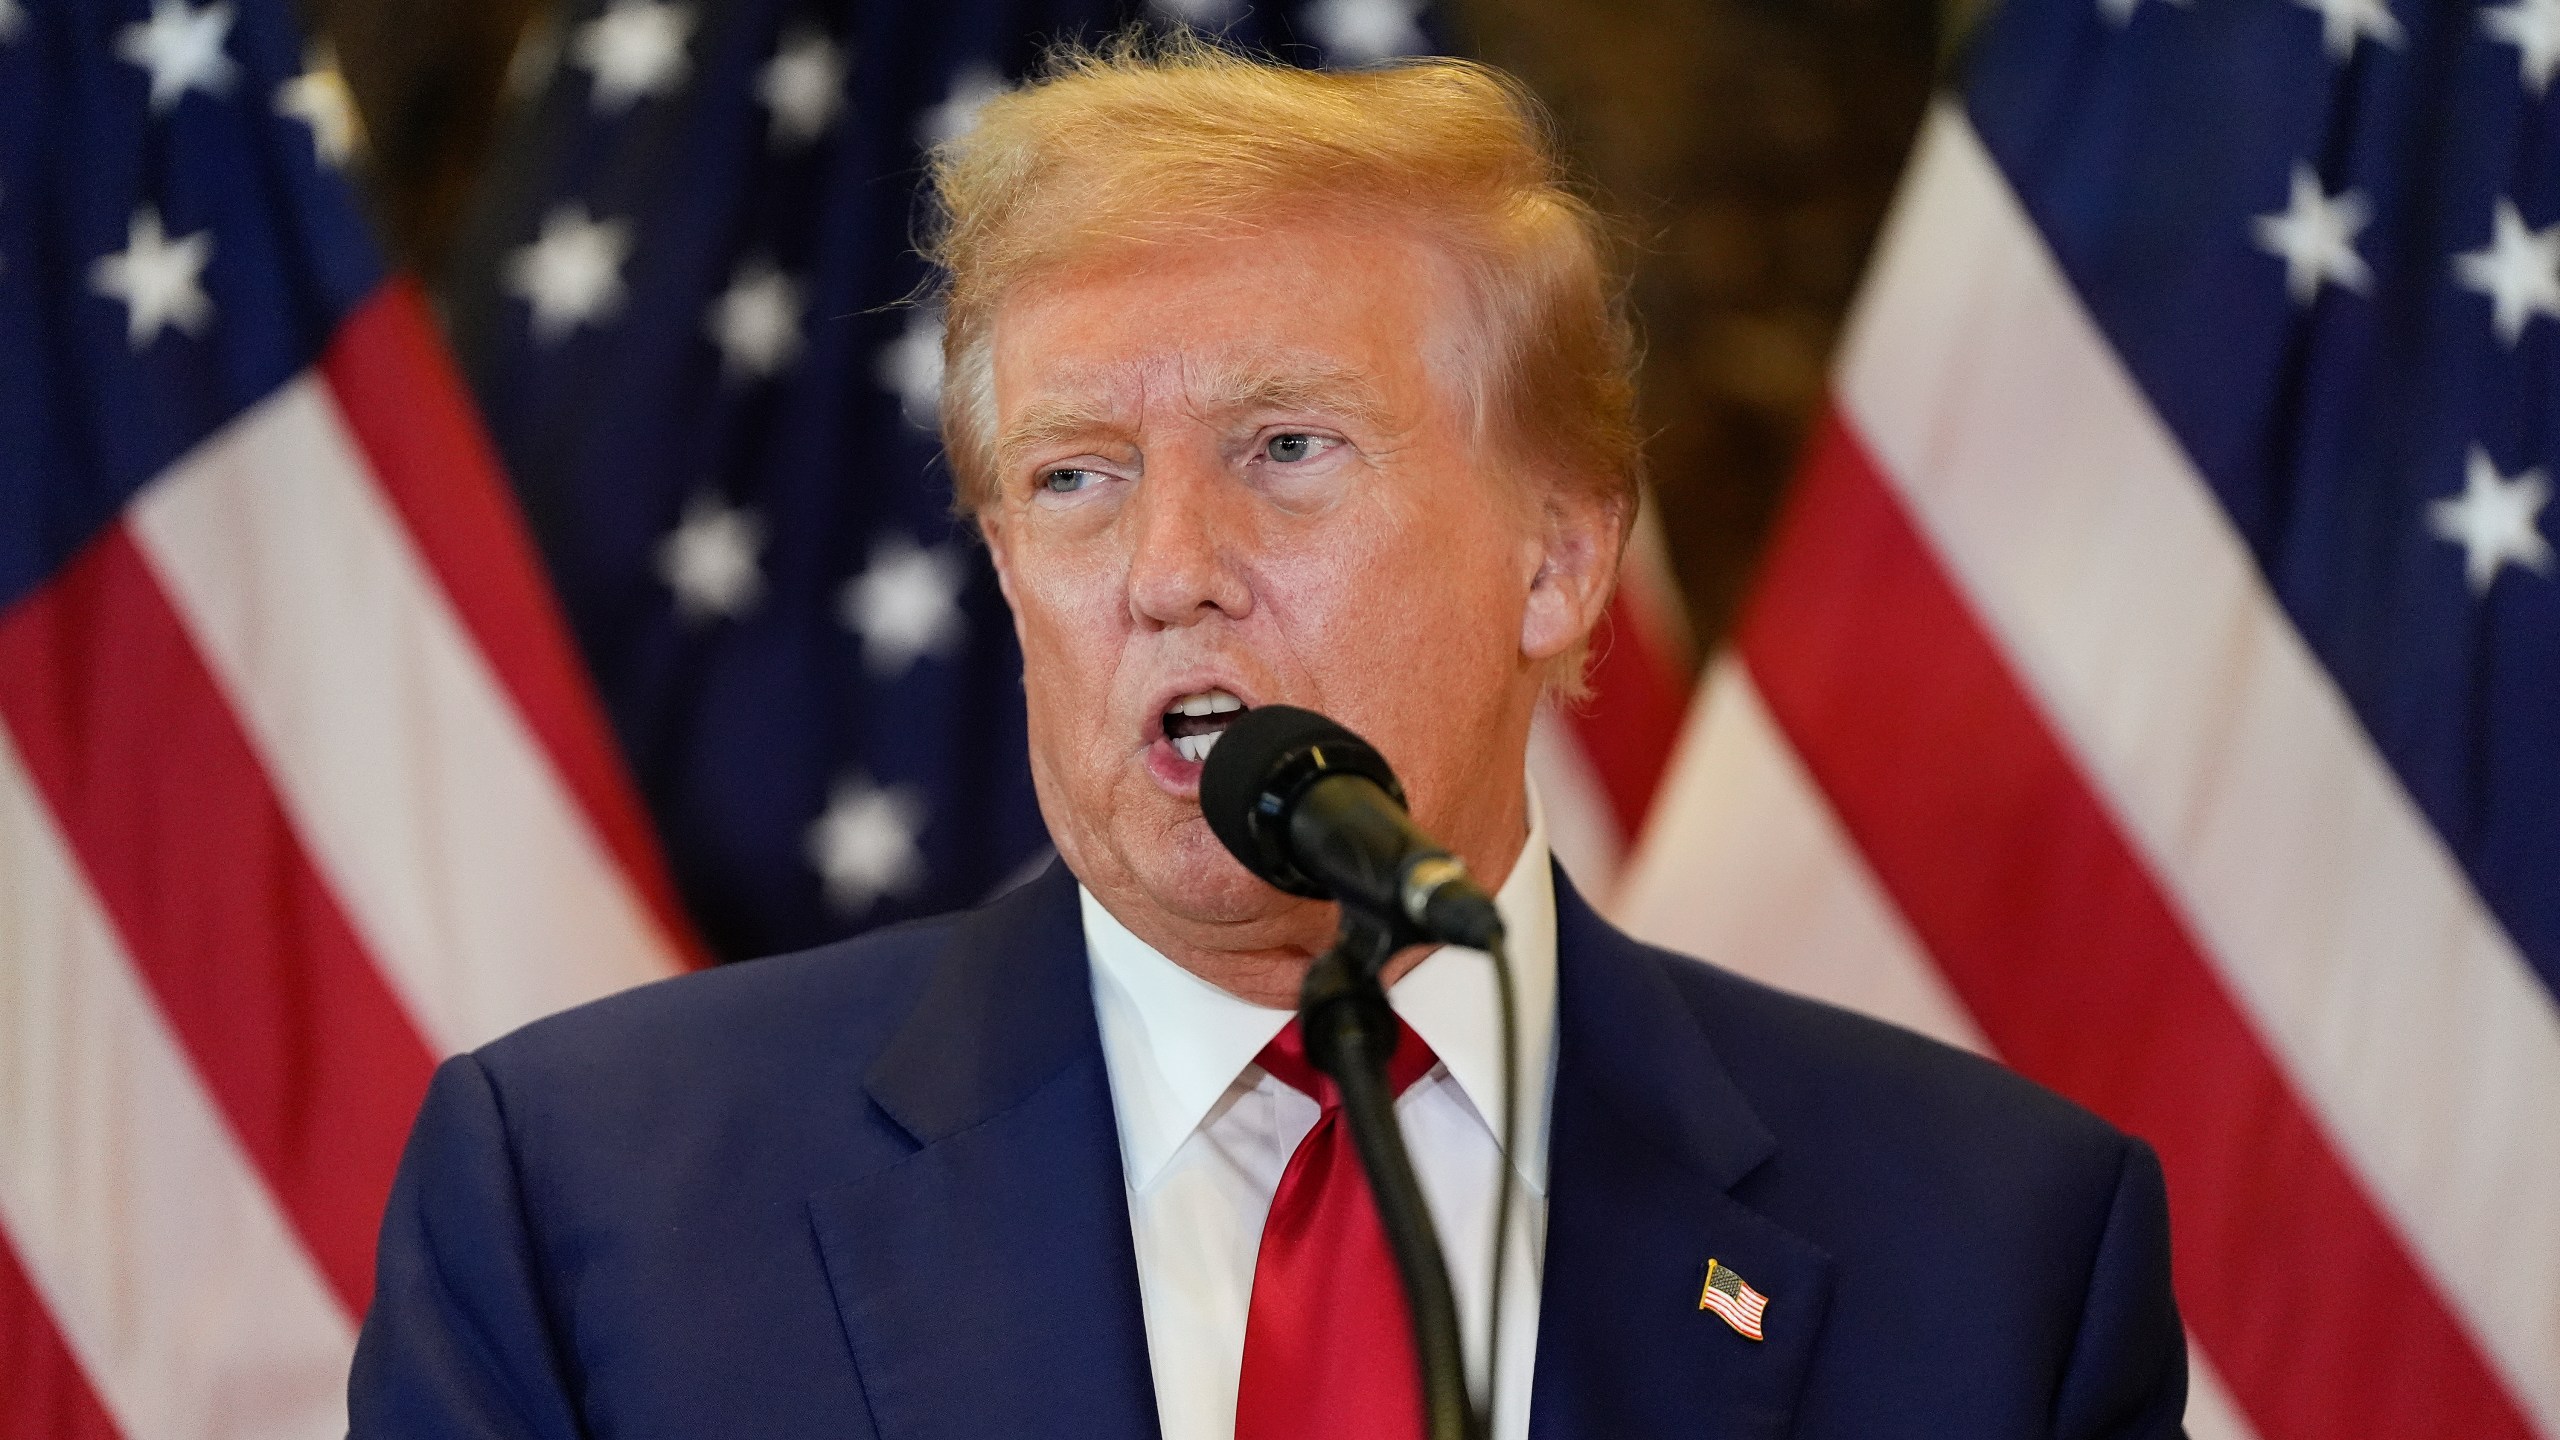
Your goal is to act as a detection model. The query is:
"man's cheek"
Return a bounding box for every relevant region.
[1011,533,1124,617]
[1247,532,1345,623]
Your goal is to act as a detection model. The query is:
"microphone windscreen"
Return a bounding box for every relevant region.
[1198,704,1399,894]
[1199,704,1336,877]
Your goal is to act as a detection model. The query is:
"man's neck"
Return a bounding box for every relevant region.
[1095,801,1534,1009]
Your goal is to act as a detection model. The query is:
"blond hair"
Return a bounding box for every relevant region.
[924,33,1641,688]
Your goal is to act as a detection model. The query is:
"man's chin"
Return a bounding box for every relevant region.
[1055,801,1330,953]
[1132,846,1289,922]
[1119,831,1329,942]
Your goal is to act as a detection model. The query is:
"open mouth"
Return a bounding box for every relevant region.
[1162,688,1249,764]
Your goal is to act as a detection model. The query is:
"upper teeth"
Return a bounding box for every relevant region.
[1167,689,1245,765]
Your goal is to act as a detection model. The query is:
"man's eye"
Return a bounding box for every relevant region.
[1263,433,1328,464]
[1039,468,1100,494]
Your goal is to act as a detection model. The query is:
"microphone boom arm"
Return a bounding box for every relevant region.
[1202,703,1511,1438]
[1299,908,1485,1440]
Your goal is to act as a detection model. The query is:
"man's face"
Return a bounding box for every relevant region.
[979,218,1609,972]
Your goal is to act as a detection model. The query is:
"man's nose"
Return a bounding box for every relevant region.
[1124,459,1252,628]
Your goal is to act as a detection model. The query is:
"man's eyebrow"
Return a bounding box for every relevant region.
[994,359,1394,477]
[995,397,1125,478]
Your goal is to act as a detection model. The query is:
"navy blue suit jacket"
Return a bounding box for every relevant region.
[349,863,2186,1438]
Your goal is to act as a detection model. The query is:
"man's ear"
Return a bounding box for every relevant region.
[1520,485,1626,664]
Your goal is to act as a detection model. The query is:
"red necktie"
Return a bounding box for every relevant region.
[1235,1015,1442,1440]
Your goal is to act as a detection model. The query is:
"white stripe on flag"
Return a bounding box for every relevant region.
[0,724,352,1440]
[1620,658,2261,1440]
[2184,1343,2258,1440]
[1835,101,2560,1434]
[1528,703,1625,900]
[127,375,684,1057]
[1617,494,1695,668]
[1619,655,1988,1053]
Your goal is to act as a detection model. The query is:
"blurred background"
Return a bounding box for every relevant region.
[261,0,1970,965]
[303,0,1951,658]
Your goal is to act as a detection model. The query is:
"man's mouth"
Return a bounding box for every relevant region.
[1162,688,1249,764]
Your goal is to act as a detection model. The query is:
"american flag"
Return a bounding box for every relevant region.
[1620,0,2560,1435]
[443,0,1692,961]
[0,0,693,1434]
[1698,1258,1768,1342]
[2,0,1691,1430]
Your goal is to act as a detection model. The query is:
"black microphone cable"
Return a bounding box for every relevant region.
[1479,927,1518,1434]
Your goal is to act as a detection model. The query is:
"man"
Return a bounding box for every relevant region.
[350,36,2187,1440]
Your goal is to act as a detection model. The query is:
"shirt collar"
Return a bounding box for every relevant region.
[1083,784,1560,1197]
[1084,885,1295,1192]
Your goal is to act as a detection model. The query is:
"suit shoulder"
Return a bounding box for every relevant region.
[1569,925,2186,1432]
[471,908,962,1094]
[1648,941,2129,1168]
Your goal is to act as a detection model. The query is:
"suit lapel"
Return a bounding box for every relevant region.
[1529,870,1835,1440]
[806,865,1163,1440]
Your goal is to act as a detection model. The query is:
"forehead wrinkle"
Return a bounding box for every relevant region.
[1179,352,1393,431]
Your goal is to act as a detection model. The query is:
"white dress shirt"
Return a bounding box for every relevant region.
[1083,792,1559,1440]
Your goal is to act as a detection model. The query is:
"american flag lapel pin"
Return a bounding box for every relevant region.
[1699,1258,1769,1341]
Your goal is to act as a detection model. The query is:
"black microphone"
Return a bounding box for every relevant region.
[1199,705,1505,951]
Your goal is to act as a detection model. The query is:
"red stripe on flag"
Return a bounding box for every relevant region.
[1738,410,2539,1440]
[0,1229,121,1440]
[320,281,706,970]
[1563,589,1689,839]
[0,526,437,1317]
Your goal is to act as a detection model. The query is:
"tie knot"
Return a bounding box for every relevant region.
[1255,1014,1438,1108]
